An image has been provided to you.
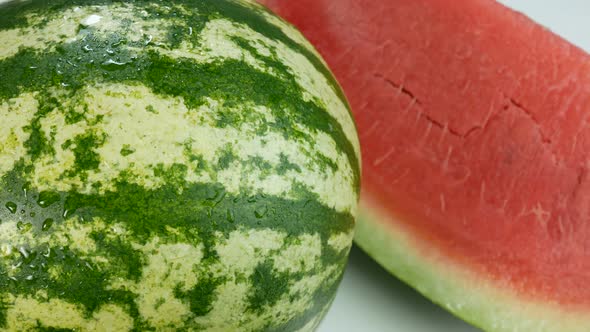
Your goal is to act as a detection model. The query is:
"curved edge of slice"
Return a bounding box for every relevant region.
[355,193,589,332]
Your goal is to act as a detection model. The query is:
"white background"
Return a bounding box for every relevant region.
[0,0,586,331]
[319,1,590,331]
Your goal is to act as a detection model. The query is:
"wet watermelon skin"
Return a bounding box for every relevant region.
[0,0,361,330]
[262,0,590,314]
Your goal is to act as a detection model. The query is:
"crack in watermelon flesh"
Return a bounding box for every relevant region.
[261,0,590,329]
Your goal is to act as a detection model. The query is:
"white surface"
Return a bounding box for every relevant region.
[319,246,478,332]
[319,2,590,332]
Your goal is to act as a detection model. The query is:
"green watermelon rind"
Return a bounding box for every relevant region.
[0,0,360,330]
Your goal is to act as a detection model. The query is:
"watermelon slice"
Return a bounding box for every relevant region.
[261,0,590,330]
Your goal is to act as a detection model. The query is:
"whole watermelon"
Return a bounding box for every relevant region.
[0,0,360,330]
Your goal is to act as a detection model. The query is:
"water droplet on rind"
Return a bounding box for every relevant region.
[17,222,32,233]
[5,202,17,214]
[226,209,235,223]
[37,191,60,208]
[143,34,153,45]
[101,59,130,71]
[119,145,136,156]
[80,14,102,27]
[42,218,54,231]
[205,188,226,206]
[18,247,29,259]
[22,250,36,265]
[254,206,267,219]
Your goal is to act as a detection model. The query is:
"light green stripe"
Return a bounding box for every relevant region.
[1,83,357,213]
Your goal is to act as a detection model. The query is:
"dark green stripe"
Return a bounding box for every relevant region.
[174,273,224,317]
[0,0,51,30]
[0,29,360,191]
[0,161,353,329]
[0,0,349,104]
[201,0,351,107]
[0,0,357,161]
[35,327,76,332]
[266,269,344,332]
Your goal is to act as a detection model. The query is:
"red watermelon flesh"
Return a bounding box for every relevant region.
[262,0,590,329]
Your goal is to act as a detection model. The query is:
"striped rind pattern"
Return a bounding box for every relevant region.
[0,0,360,331]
